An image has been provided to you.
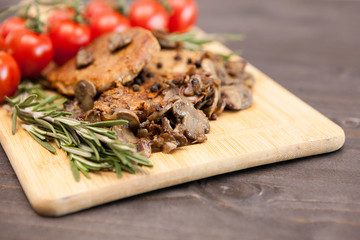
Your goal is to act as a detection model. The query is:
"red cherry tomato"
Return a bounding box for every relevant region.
[50,20,91,66]
[0,17,27,40]
[129,0,169,31]
[90,10,130,39]
[84,0,114,20]
[168,0,198,32]
[0,37,5,50]
[48,8,75,29]
[5,29,53,77]
[0,51,21,102]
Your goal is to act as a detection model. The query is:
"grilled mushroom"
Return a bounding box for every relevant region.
[84,109,102,122]
[112,125,138,144]
[137,138,152,157]
[173,99,210,143]
[152,30,181,49]
[74,80,97,111]
[225,59,247,77]
[221,84,252,111]
[76,48,94,69]
[108,33,132,53]
[114,109,140,132]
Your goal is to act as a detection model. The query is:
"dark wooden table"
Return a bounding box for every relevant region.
[1,0,359,239]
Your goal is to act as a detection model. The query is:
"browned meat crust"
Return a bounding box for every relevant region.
[46,27,160,95]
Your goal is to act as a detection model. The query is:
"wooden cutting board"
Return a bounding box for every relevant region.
[0,42,345,217]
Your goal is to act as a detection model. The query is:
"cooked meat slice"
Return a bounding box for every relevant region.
[46,27,160,95]
[92,86,148,122]
[145,50,203,75]
[221,84,252,111]
[173,99,210,143]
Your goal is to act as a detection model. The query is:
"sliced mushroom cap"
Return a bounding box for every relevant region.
[110,109,140,132]
[63,99,84,120]
[243,72,255,88]
[225,59,247,77]
[76,48,94,69]
[74,79,97,111]
[111,125,138,144]
[147,103,173,122]
[152,30,182,49]
[162,117,188,146]
[213,98,227,117]
[161,117,173,132]
[221,84,252,111]
[108,33,132,53]
[202,84,220,119]
[84,109,102,123]
[152,133,178,153]
[137,138,152,157]
[173,99,210,143]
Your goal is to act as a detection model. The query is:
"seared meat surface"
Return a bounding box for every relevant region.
[46,27,160,96]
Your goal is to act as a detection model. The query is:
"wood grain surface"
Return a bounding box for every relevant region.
[0,0,359,239]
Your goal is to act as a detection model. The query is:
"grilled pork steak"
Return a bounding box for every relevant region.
[46,27,160,96]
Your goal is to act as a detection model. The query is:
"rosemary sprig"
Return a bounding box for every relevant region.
[5,82,152,181]
[168,31,244,51]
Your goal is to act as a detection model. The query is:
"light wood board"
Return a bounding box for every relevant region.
[0,42,345,216]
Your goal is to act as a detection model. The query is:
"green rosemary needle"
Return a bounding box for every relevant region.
[5,82,152,181]
[168,31,244,51]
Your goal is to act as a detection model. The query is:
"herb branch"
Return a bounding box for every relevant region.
[168,31,244,51]
[5,82,152,181]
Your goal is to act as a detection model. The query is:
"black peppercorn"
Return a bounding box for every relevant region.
[156,62,163,69]
[150,84,159,93]
[146,72,154,78]
[195,60,202,68]
[134,77,142,85]
[187,58,192,64]
[133,84,140,92]
[174,54,181,61]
